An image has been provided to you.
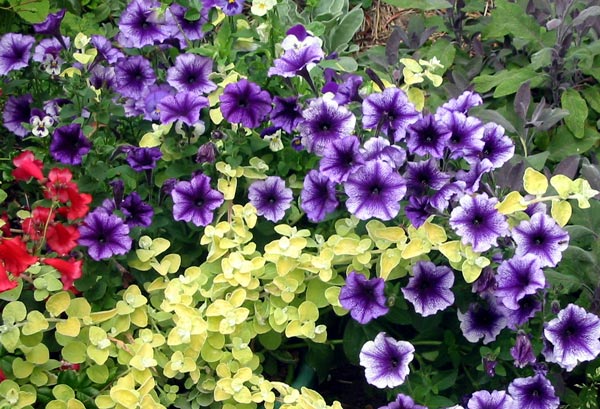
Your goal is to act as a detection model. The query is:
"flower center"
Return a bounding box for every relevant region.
[533,235,545,245]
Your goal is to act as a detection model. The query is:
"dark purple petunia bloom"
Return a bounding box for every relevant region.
[402,261,455,317]
[508,374,559,409]
[344,160,407,221]
[220,79,272,128]
[430,180,466,212]
[171,173,224,226]
[158,92,208,125]
[118,0,175,48]
[495,255,545,310]
[511,331,536,368]
[339,271,389,324]
[91,35,124,64]
[3,94,32,137]
[299,96,356,155]
[404,196,434,228]
[512,213,569,268]
[319,135,365,183]
[115,55,156,99]
[268,43,324,78]
[167,53,217,94]
[270,96,303,133]
[0,33,35,76]
[458,297,508,344]
[543,303,600,371]
[361,137,406,169]
[506,294,543,330]
[33,9,66,36]
[328,74,363,105]
[467,390,514,409]
[248,176,293,222]
[406,114,452,158]
[50,124,92,165]
[404,159,450,197]
[219,0,244,15]
[79,209,132,261]
[169,3,209,47]
[362,87,420,142]
[449,193,509,253]
[90,65,116,91]
[300,170,339,222]
[379,394,427,409]
[359,332,414,388]
[121,192,154,228]
[126,146,162,171]
[438,90,483,116]
[464,123,515,168]
[456,159,494,195]
[439,110,484,159]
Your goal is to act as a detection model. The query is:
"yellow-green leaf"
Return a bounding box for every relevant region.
[61,341,87,364]
[2,301,27,325]
[407,87,425,111]
[379,248,402,281]
[438,241,462,263]
[46,292,71,317]
[25,343,49,364]
[87,365,109,384]
[22,311,49,335]
[496,191,527,214]
[12,357,35,378]
[55,317,81,337]
[551,200,572,227]
[401,239,429,259]
[52,384,76,401]
[461,261,482,284]
[523,168,548,196]
[550,174,573,199]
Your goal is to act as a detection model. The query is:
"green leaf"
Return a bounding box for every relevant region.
[8,0,49,22]
[549,126,600,161]
[318,56,358,72]
[0,189,7,205]
[561,89,588,138]
[25,343,50,365]
[61,341,87,364]
[328,7,363,52]
[582,87,600,113]
[2,301,27,325]
[425,39,455,74]
[481,0,543,44]
[86,365,109,384]
[381,0,451,10]
[551,200,572,227]
[22,311,49,336]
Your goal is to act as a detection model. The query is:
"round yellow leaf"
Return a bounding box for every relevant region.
[56,317,81,337]
[523,168,548,196]
[551,200,572,227]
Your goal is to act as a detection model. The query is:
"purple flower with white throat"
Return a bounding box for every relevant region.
[439,110,484,159]
[218,0,244,15]
[402,261,455,317]
[379,394,427,409]
[467,390,514,409]
[449,193,509,253]
[406,114,452,158]
[142,84,173,121]
[281,24,323,51]
[508,374,559,409]
[50,124,92,165]
[506,295,542,330]
[465,123,515,168]
[167,53,217,94]
[495,255,545,310]
[248,176,293,222]
[0,33,35,76]
[117,0,176,48]
[220,79,272,128]
[270,96,303,133]
[158,92,208,126]
[300,170,339,223]
[359,332,414,388]
[458,297,507,344]
[268,43,324,78]
[339,271,389,324]
[512,212,569,268]
[362,87,420,142]
[172,173,224,227]
[319,135,365,183]
[543,303,600,371]
[115,55,156,99]
[344,160,407,221]
[79,209,132,261]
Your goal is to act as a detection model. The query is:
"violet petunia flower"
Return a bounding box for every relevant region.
[406,114,452,158]
[495,255,545,310]
[91,35,125,64]
[402,261,455,317]
[248,176,293,222]
[507,374,559,409]
[319,135,365,183]
[404,159,450,197]
[511,212,569,268]
[300,170,339,223]
[359,332,414,388]
[0,33,35,76]
[79,209,132,261]
[125,146,162,171]
[115,55,156,99]
[117,0,176,48]
[456,159,494,195]
[171,173,224,226]
[430,181,466,212]
[543,303,600,371]
[506,295,542,330]
[344,160,407,221]
[438,90,483,116]
[268,43,324,78]
[220,79,272,128]
[467,390,514,409]
[404,196,434,228]
[167,53,217,94]
[3,94,33,137]
[449,193,509,253]
[33,9,66,36]
[458,297,508,344]
[270,96,303,133]
[339,271,389,324]
[142,84,174,121]
[439,110,484,159]
[511,331,536,368]
[361,137,406,169]
[169,3,209,47]
[362,87,420,142]
[464,123,515,168]
[379,394,427,409]
[50,124,92,165]
[158,92,208,125]
[121,192,154,228]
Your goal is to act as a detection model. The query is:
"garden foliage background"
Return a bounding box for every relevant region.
[1,0,600,408]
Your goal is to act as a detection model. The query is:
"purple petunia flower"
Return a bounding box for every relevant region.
[495,255,545,310]
[508,374,559,409]
[299,96,356,155]
[438,90,483,116]
[404,159,450,197]
[3,94,33,137]
[117,0,176,48]
[506,295,543,330]
[125,146,162,171]
[167,53,217,94]
[319,135,365,183]
[300,170,339,223]
[91,35,125,64]
[268,43,324,78]
[79,209,133,261]
[339,271,389,324]
[115,55,156,99]
[430,181,466,212]
[220,79,272,128]
[248,176,293,222]
[362,87,420,142]
[456,159,494,195]
[402,261,455,317]
[33,9,66,37]
[511,331,536,368]
[0,33,35,76]
[467,390,514,409]
[511,212,569,268]
[379,394,427,409]
[458,297,507,344]
[270,96,303,133]
[169,3,209,47]
[543,303,600,371]
[345,160,407,221]
[361,137,406,169]
[405,196,434,228]
[121,192,154,228]
[464,123,515,168]
[406,114,452,158]
[326,74,363,105]
[439,110,484,159]
[171,173,224,226]
[219,0,244,15]
[158,92,208,125]
[449,193,509,253]
[359,332,414,388]
[50,124,92,165]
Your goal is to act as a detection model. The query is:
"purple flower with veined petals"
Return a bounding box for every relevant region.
[511,331,536,368]
[117,0,176,48]
[404,159,450,197]
[438,90,483,115]
[359,332,414,388]
[90,65,116,90]
[402,261,455,317]
[362,87,420,142]
[121,192,154,228]
[379,394,427,409]
[495,256,545,310]
[458,297,508,344]
[327,74,363,105]
[512,213,569,268]
[115,55,156,99]
[449,193,509,253]
[456,159,494,194]
[172,173,224,226]
[220,79,272,128]
[33,9,66,36]
[319,135,365,183]
[218,0,244,15]
[406,114,452,158]
[167,53,217,94]
[405,196,434,228]
[3,94,32,137]
[300,170,339,223]
[79,209,132,261]
[270,96,303,133]
[467,390,514,409]
[508,374,559,409]
[439,110,484,159]
[142,84,174,121]
[430,181,466,212]
[344,160,407,221]
[465,123,515,168]
[50,124,92,165]
[91,35,124,64]
[169,3,209,47]
[268,43,324,78]
[158,92,208,125]
[0,33,35,76]
[543,303,600,371]
[361,137,406,169]
[126,146,162,171]
[248,176,293,222]
[506,295,542,330]
[339,271,389,324]
[299,96,356,155]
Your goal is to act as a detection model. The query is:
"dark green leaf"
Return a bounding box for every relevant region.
[582,87,600,114]
[548,126,600,161]
[481,0,543,44]
[381,0,452,10]
[8,0,49,22]
[561,89,588,139]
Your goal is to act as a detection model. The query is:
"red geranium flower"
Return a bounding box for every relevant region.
[0,263,18,292]
[46,223,80,255]
[43,257,82,290]
[0,237,38,276]
[12,151,44,182]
